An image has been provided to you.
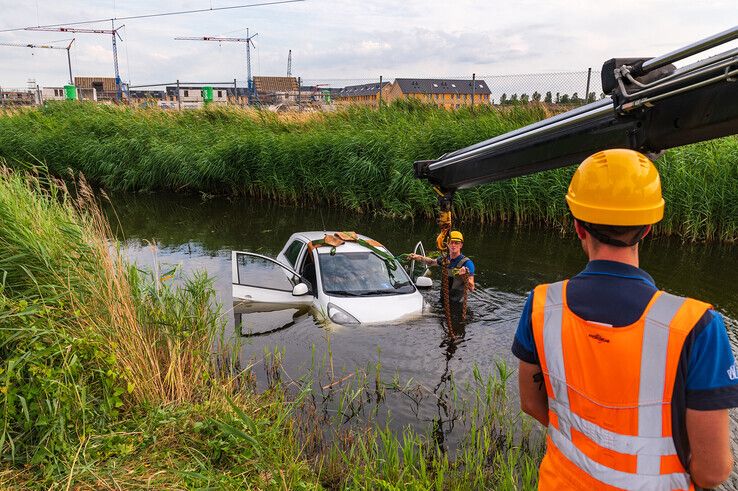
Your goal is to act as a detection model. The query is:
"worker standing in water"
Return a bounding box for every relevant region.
[512,149,738,490]
[409,230,475,304]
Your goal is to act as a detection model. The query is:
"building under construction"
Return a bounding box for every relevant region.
[74,76,119,101]
[252,76,299,105]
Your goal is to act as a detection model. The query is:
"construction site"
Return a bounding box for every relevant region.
[1,2,738,490]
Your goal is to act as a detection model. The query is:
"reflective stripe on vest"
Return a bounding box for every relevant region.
[538,280,697,490]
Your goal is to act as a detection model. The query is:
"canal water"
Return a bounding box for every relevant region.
[105,192,738,463]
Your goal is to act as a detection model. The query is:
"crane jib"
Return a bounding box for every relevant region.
[415,25,738,191]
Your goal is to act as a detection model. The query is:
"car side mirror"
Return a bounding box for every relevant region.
[415,276,433,288]
[292,283,310,296]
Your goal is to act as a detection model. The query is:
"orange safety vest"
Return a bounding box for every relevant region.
[531,280,711,491]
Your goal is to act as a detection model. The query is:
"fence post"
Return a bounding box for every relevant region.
[585,67,592,105]
[379,75,383,108]
[471,73,476,113]
[1,86,4,107]
[176,79,181,110]
[298,76,302,111]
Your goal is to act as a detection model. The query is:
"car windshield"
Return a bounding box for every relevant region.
[318,251,415,296]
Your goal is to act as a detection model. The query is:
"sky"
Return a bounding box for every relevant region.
[0,0,735,90]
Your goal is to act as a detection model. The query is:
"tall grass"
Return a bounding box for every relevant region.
[0,102,735,241]
[0,161,547,488]
[0,163,320,488]
[282,347,545,490]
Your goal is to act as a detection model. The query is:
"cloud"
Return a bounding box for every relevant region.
[0,0,735,87]
[296,26,571,77]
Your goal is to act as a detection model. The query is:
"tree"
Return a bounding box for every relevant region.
[560,93,570,104]
[509,93,519,104]
[544,91,552,103]
[532,91,541,102]
[555,92,560,104]
[499,93,508,105]
[570,92,581,104]
[587,92,596,103]
[520,93,530,104]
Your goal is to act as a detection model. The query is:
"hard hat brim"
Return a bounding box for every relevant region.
[566,195,665,226]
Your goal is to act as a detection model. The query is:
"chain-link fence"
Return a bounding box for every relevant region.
[3,70,606,109]
[302,70,604,106]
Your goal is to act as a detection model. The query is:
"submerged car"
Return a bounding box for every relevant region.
[232,231,431,324]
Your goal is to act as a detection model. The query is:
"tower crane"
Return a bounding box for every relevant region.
[175,29,258,101]
[26,22,125,101]
[0,38,75,84]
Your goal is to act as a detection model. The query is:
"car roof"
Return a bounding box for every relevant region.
[288,231,388,254]
[291,231,375,243]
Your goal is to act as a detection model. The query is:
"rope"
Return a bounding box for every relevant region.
[441,254,455,340]
[309,232,407,272]
[462,279,468,322]
[433,186,457,338]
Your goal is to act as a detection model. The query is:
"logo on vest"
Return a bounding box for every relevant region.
[588,333,610,344]
[727,364,738,381]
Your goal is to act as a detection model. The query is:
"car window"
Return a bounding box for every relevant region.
[300,251,318,296]
[235,253,297,292]
[283,240,304,267]
[318,251,414,296]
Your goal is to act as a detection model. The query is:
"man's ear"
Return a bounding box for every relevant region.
[642,224,652,239]
[574,219,587,240]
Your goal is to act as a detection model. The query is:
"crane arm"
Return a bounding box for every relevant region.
[414,26,738,191]
[0,41,68,49]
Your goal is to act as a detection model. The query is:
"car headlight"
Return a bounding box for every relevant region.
[327,303,359,324]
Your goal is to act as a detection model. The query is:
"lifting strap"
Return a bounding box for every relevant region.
[307,231,399,271]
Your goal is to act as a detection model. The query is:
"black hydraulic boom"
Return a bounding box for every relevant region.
[414,26,738,191]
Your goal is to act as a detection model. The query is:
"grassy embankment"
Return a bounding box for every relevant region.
[0,102,736,242]
[0,163,544,489]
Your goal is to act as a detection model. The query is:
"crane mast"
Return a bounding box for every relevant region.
[26,25,125,100]
[175,29,258,102]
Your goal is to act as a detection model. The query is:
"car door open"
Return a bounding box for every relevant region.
[232,251,314,313]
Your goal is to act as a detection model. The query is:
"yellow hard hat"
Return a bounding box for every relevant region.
[566,149,664,226]
[449,231,464,242]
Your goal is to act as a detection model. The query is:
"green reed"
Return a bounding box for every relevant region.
[1,160,547,488]
[0,163,320,488]
[267,339,545,490]
[0,102,736,241]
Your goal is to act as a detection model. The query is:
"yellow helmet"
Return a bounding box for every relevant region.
[566,149,664,226]
[449,231,464,242]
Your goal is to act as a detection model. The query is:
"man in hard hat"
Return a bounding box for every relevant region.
[512,149,738,490]
[409,230,475,304]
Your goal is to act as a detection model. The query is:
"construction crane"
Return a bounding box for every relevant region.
[26,22,125,101]
[414,25,738,288]
[415,25,738,192]
[287,49,292,76]
[0,38,75,84]
[175,29,258,101]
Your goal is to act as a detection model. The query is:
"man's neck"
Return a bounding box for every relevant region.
[587,247,639,268]
[449,251,462,260]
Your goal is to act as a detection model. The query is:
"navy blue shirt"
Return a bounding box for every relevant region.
[512,260,738,468]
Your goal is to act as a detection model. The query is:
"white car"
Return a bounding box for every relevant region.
[232,231,431,324]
